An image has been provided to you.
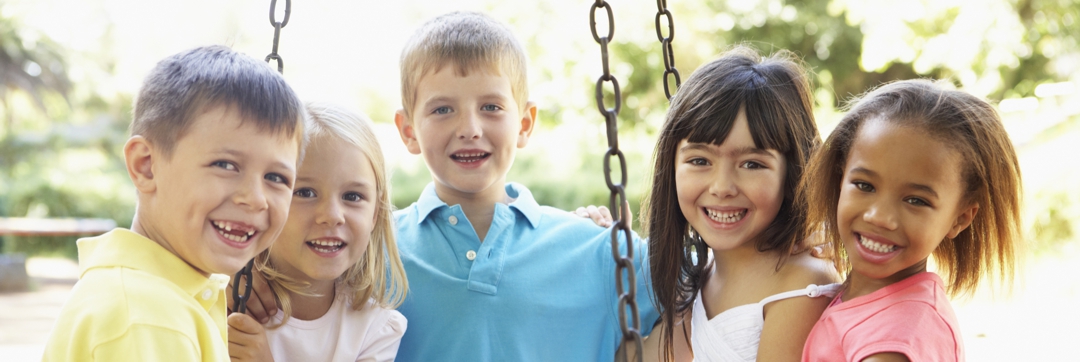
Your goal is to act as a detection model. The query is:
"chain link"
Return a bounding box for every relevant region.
[589,1,643,360]
[265,0,291,73]
[654,0,680,100]
[234,0,291,315]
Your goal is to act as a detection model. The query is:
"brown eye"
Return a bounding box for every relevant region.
[294,188,316,198]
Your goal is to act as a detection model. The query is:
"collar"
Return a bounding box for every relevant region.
[77,228,231,301]
[414,182,542,228]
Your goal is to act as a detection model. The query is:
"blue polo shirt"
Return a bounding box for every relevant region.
[394,182,658,361]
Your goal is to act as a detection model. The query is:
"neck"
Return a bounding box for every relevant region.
[433,180,511,242]
[710,243,780,280]
[130,213,210,277]
[287,278,337,321]
[843,259,928,301]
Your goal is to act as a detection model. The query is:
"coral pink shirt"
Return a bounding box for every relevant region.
[801,272,964,362]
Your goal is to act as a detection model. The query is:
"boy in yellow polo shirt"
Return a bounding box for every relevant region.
[42,45,305,361]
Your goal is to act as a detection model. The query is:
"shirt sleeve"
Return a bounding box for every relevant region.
[356,310,408,362]
[847,301,960,361]
[92,324,202,362]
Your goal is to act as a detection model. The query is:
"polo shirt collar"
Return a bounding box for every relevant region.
[414,182,542,228]
[78,228,231,302]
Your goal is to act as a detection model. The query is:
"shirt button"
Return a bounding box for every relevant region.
[466,250,477,260]
[448,215,458,225]
[201,289,213,300]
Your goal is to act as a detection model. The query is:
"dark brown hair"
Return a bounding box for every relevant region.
[131,45,305,158]
[641,45,819,361]
[800,79,1022,297]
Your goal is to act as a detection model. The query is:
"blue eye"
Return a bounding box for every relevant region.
[481,104,501,112]
[853,181,874,192]
[343,192,364,202]
[212,161,237,171]
[433,106,451,115]
[265,173,289,185]
[294,188,316,198]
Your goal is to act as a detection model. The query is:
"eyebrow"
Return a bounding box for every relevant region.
[214,148,295,173]
[849,167,939,198]
[294,177,374,191]
[679,143,777,159]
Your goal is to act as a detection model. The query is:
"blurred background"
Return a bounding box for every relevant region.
[0,0,1077,360]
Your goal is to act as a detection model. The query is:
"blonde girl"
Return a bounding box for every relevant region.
[227,102,408,362]
[800,80,1022,361]
[642,46,840,362]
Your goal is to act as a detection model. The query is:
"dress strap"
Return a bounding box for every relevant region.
[758,283,842,306]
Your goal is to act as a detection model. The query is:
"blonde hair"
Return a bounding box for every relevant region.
[399,11,528,118]
[256,102,407,326]
[800,79,1022,297]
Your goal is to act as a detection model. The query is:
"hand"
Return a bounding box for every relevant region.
[801,230,835,260]
[226,269,277,323]
[227,312,275,362]
[574,205,613,227]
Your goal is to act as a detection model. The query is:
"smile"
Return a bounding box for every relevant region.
[705,208,746,223]
[450,152,490,163]
[307,238,346,254]
[858,233,897,253]
[212,220,255,243]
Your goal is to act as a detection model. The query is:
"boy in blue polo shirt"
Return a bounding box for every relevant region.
[390,11,657,361]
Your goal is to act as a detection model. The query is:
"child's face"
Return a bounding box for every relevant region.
[674,109,786,252]
[269,136,377,284]
[836,119,977,284]
[396,66,535,200]
[150,105,298,275]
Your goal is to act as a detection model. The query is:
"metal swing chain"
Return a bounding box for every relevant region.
[233,0,291,315]
[589,1,643,361]
[654,0,681,100]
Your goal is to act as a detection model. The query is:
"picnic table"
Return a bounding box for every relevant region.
[0,217,116,292]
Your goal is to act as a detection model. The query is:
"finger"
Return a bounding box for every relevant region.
[585,205,607,227]
[598,205,613,226]
[623,200,633,227]
[574,206,588,218]
[228,312,263,335]
[248,271,277,321]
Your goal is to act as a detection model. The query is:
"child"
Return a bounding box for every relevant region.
[642,46,841,362]
[42,45,304,361]
[240,11,656,361]
[226,102,409,362]
[390,11,657,361]
[799,79,1022,361]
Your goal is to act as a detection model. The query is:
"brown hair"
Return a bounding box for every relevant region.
[399,11,528,118]
[131,45,304,158]
[641,45,819,361]
[257,102,408,327]
[799,79,1022,297]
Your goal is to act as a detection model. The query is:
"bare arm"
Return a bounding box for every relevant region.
[861,353,911,362]
[636,312,692,362]
[756,290,833,361]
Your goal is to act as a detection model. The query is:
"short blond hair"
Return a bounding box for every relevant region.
[399,11,528,118]
[257,102,407,326]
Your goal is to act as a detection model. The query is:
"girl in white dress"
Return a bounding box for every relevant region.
[640,46,840,362]
[227,102,408,362]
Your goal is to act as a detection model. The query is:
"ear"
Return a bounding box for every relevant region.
[516,101,538,148]
[946,202,979,239]
[394,109,422,155]
[124,136,157,194]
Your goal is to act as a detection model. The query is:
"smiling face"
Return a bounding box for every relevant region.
[146,105,299,276]
[269,135,378,285]
[837,119,978,289]
[674,108,786,253]
[396,65,535,203]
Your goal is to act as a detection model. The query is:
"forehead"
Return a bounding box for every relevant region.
[846,119,964,188]
[176,105,300,159]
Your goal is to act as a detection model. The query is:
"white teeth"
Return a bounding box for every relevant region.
[859,234,896,253]
[215,228,250,243]
[308,239,345,253]
[705,208,746,223]
[212,221,254,243]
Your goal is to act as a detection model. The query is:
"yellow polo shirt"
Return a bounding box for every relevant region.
[42,229,231,362]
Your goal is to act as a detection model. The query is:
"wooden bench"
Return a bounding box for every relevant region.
[0,217,116,292]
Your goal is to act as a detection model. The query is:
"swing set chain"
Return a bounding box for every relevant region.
[654,0,680,100]
[589,1,643,361]
[265,0,291,73]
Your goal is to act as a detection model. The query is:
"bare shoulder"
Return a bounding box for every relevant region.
[776,251,841,290]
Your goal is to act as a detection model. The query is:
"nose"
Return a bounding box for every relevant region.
[233,176,269,212]
[862,199,899,231]
[456,111,482,140]
[314,197,345,227]
[709,166,739,199]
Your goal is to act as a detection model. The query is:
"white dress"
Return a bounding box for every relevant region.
[265,290,407,362]
[690,283,841,362]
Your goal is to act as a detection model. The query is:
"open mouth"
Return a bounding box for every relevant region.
[857,233,897,253]
[212,220,256,243]
[450,151,490,163]
[306,238,347,254]
[705,208,747,223]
